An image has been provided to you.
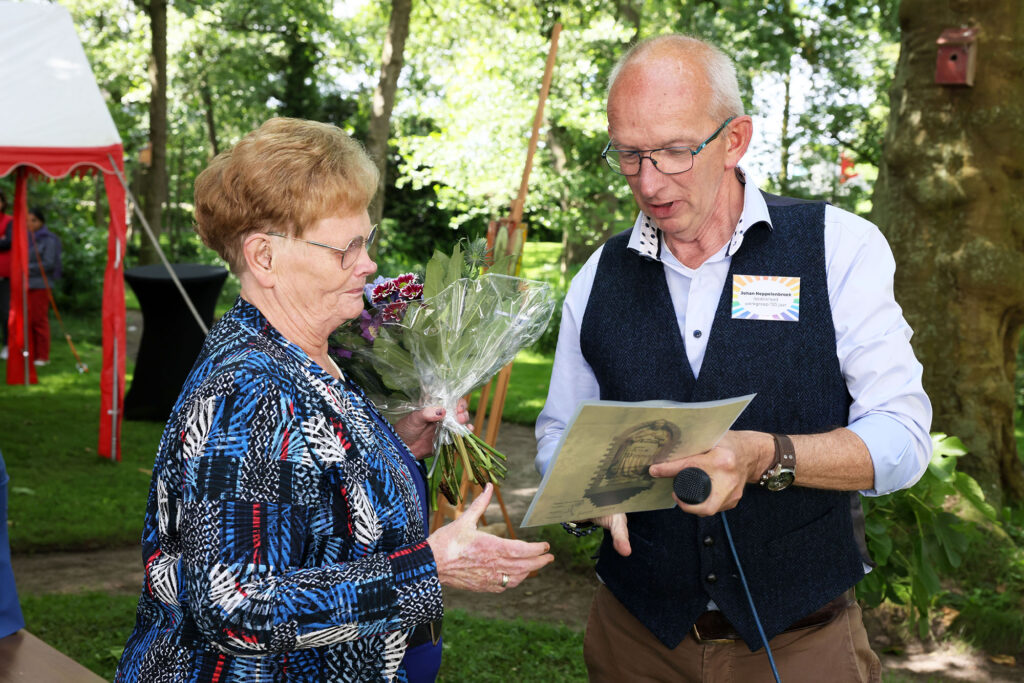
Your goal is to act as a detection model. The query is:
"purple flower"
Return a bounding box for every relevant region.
[329,345,353,359]
[357,310,379,342]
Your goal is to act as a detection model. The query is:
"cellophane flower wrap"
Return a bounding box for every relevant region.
[329,243,555,506]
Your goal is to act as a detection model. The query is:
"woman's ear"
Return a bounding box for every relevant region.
[242,232,276,287]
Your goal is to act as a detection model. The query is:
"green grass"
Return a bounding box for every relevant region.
[20,591,585,682]
[1,313,162,554]
[19,592,137,680]
[438,609,585,681]
[471,349,553,427]
[519,241,565,284]
[502,349,555,425]
[19,590,970,683]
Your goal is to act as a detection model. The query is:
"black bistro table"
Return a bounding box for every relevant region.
[123,263,228,421]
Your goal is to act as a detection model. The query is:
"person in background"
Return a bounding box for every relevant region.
[0,190,12,361]
[115,117,553,682]
[535,35,931,682]
[26,207,61,367]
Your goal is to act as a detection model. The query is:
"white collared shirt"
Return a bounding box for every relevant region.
[535,172,932,496]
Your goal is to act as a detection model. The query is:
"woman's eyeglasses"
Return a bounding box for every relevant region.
[266,225,377,269]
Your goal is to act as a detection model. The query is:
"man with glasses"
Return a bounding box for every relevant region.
[535,35,931,681]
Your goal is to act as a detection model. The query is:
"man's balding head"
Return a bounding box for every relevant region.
[607,35,744,122]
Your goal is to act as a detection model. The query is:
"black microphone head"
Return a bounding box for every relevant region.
[673,467,711,505]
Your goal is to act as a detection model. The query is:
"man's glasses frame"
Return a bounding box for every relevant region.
[266,225,377,269]
[602,116,736,177]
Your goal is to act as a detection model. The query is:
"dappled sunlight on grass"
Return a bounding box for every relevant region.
[520,241,565,285]
[469,348,553,426]
[1,313,162,554]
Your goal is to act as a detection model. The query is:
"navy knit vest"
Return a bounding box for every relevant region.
[579,193,867,650]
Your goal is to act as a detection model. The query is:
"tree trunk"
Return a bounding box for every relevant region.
[139,0,168,266]
[547,125,571,275]
[870,0,1024,502]
[779,60,792,195]
[196,47,220,159]
[366,0,412,228]
[201,81,220,159]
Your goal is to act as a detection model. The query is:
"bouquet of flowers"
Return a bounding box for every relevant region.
[329,240,556,505]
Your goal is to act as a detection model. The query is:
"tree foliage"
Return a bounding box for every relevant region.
[860,434,999,637]
[41,0,905,293]
[17,0,1021,499]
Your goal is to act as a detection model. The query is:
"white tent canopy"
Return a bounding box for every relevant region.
[1,1,127,459]
[0,2,122,149]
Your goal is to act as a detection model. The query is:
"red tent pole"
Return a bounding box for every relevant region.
[5,167,36,386]
[98,150,127,460]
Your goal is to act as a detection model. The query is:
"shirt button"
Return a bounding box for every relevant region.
[693,330,702,338]
[706,573,717,583]
[703,536,714,547]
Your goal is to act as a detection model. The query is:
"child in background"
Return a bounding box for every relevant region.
[26,208,61,366]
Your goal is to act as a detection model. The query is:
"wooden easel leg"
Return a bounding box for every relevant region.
[492,484,517,540]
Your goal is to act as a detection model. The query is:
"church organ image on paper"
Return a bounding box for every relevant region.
[584,419,682,507]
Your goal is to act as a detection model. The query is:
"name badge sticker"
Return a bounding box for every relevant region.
[732,275,800,321]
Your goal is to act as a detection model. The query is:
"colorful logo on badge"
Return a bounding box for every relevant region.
[732,275,800,321]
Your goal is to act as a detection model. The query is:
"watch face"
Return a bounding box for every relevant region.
[765,471,795,492]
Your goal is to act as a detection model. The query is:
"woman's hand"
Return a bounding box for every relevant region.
[394,398,470,459]
[427,484,554,592]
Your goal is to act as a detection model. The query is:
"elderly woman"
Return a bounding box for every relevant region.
[115,118,553,682]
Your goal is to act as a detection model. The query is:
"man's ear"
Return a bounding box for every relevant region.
[723,115,753,170]
[242,232,276,288]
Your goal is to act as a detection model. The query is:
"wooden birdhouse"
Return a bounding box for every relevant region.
[935,27,978,86]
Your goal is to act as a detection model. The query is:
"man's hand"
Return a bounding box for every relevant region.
[648,430,773,515]
[394,398,471,458]
[593,513,631,556]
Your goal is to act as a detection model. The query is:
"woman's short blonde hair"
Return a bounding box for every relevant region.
[194,117,379,272]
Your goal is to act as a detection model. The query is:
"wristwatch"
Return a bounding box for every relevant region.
[562,520,598,537]
[759,433,796,491]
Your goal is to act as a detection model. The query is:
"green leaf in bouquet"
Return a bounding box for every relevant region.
[424,249,450,299]
[447,241,464,284]
[371,333,419,396]
[339,258,556,510]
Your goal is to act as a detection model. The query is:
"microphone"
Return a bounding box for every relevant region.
[673,467,711,505]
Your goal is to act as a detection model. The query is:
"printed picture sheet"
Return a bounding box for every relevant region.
[522,394,755,527]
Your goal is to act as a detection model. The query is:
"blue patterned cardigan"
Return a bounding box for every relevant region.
[116,298,441,682]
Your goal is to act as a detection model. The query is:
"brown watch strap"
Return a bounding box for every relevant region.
[773,433,796,473]
[759,433,796,487]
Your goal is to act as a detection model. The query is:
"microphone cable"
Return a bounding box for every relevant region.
[674,468,781,682]
[722,510,781,683]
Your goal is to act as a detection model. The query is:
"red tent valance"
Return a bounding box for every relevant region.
[0,144,124,179]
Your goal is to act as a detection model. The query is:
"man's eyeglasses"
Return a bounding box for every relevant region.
[266,225,377,269]
[602,116,736,176]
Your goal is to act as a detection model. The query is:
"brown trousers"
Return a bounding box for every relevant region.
[584,584,881,683]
